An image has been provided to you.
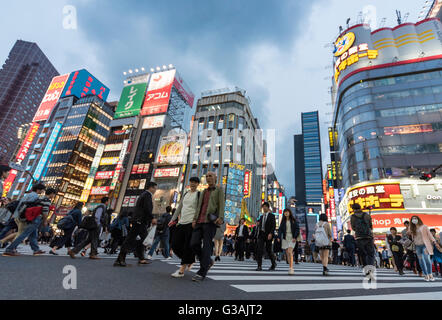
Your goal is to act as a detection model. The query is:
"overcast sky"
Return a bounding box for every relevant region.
[0,0,426,197]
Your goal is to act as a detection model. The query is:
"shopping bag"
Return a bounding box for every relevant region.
[143,225,156,247]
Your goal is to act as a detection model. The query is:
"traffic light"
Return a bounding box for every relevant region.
[420,172,434,182]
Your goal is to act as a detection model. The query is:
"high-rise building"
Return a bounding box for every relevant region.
[331,18,442,234]
[184,88,264,226]
[294,111,323,206]
[0,40,58,163]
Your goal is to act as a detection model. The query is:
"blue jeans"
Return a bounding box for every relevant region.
[416,245,433,276]
[6,216,42,253]
[148,233,170,258]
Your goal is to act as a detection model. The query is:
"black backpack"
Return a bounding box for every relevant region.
[6,200,20,214]
[353,212,372,238]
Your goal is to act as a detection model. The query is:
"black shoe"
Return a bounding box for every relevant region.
[323,267,329,276]
[113,260,127,267]
[256,266,262,271]
[295,262,299,264]
[49,250,58,256]
[268,264,276,271]
[192,274,205,282]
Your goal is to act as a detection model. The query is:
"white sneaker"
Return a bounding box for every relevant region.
[166,257,173,260]
[147,254,152,260]
[288,268,295,275]
[429,275,436,282]
[424,275,430,282]
[171,270,184,278]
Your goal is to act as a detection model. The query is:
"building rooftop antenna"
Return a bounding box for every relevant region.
[403,12,410,22]
[346,18,351,29]
[396,10,402,25]
[379,17,387,28]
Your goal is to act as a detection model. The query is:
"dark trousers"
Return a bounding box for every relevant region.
[256,231,276,267]
[53,227,75,249]
[406,250,422,272]
[245,241,252,259]
[332,250,338,264]
[172,223,195,265]
[392,251,404,271]
[72,228,99,256]
[356,238,375,267]
[191,223,217,277]
[117,222,148,262]
[109,229,125,253]
[346,247,356,266]
[294,241,299,263]
[237,237,246,260]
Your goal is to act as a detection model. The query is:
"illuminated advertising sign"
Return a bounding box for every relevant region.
[90,186,110,195]
[78,143,105,202]
[100,157,119,166]
[16,123,40,165]
[371,213,442,229]
[173,71,195,107]
[104,143,123,152]
[95,171,114,180]
[33,122,62,181]
[153,167,180,178]
[2,170,18,197]
[384,124,433,136]
[334,32,355,56]
[141,69,176,116]
[142,115,166,129]
[33,74,70,122]
[244,170,251,198]
[156,134,186,164]
[110,139,130,190]
[130,163,150,174]
[114,81,148,119]
[61,69,110,101]
[346,183,405,214]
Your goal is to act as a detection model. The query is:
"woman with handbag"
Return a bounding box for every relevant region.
[408,216,442,281]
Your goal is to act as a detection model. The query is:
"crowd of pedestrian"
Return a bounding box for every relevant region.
[1,165,441,282]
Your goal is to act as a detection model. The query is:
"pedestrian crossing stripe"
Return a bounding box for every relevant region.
[164,258,442,298]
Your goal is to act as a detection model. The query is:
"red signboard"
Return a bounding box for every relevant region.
[173,72,195,107]
[90,186,110,195]
[95,171,114,180]
[16,122,40,164]
[371,213,442,230]
[141,70,176,116]
[131,163,150,174]
[244,170,251,198]
[347,183,405,214]
[2,170,17,197]
[153,167,180,178]
[33,74,69,122]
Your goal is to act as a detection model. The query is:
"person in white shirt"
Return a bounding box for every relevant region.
[169,177,201,278]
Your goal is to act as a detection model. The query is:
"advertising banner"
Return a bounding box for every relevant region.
[173,71,195,107]
[141,69,176,116]
[104,143,123,152]
[114,82,148,119]
[90,186,110,195]
[33,122,62,181]
[156,134,186,164]
[371,213,442,230]
[2,170,18,197]
[346,183,405,215]
[100,157,119,166]
[142,115,166,129]
[95,171,114,180]
[33,74,69,122]
[131,163,150,174]
[153,167,180,178]
[15,123,40,165]
[61,69,110,101]
[244,170,251,198]
[110,139,130,190]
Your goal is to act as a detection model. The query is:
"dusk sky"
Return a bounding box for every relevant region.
[0,0,426,197]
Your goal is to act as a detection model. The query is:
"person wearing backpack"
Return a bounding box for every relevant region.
[49,202,83,255]
[147,206,173,260]
[314,214,333,275]
[108,211,129,254]
[3,188,56,256]
[350,203,375,272]
[68,198,109,260]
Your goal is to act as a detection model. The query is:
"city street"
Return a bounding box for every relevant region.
[1,246,441,300]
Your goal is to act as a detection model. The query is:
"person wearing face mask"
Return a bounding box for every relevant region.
[408,216,442,282]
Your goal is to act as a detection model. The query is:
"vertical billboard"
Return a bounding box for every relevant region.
[80,143,105,202]
[33,74,70,122]
[110,139,130,190]
[244,170,251,198]
[156,134,186,164]
[141,69,176,116]
[173,71,195,108]
[33,122,62,181]
[15,123,40,165]
[114,75,149,119]
[61,69,110,101]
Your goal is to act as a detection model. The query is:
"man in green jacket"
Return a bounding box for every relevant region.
[191,171,224,281]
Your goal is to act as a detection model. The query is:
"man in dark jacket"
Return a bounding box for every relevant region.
[234,218,249,261]
[343,229,356,266]
[350,203,375,271]
[331,239,340,264]
[255,202,277,271]
[114,182,158,267]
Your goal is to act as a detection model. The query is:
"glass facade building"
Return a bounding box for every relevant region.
[0,40,58,162]
[294,111,323,205]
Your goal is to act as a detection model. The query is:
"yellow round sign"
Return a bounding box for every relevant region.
[160,141,183,157]
[334,32,355,57]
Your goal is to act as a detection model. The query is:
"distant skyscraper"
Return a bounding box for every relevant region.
[294,111,323,206]
[0,40,58,163]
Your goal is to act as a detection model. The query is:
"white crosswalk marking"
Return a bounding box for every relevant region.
[164,256,442,299]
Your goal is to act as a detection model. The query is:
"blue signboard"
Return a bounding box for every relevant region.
[61,69,110,101]
[33,122,62,181]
